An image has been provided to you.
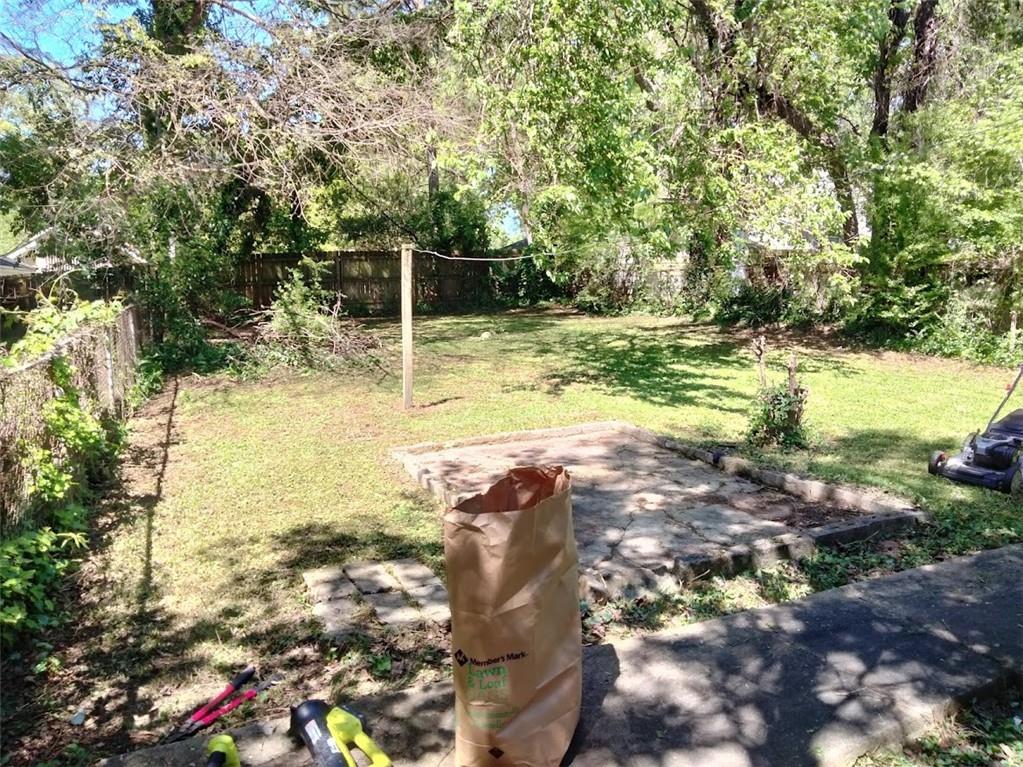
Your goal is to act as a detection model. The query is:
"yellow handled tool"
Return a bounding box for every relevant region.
[290,699,391,767]
[326,706,391,767]
[205,734,240,767]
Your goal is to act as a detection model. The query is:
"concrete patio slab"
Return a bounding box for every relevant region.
[393,422,924,600]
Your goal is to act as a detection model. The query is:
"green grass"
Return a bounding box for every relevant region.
[3,309,1021,764]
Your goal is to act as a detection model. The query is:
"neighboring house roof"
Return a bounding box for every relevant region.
[491,238,530,255]
[0,256,39,277]
[0,229,146,275]
[1,229,53,277]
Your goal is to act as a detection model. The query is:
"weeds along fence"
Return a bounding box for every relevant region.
[0,306,145,536]
[236,250,493,314]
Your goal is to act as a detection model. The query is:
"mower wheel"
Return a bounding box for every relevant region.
[928,450,947,476]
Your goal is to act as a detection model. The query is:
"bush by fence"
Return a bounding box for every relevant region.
[236,250,493,314]
[0,305,145,536]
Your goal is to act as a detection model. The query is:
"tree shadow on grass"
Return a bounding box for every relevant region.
[505,318,858,413]
[509,328,753,413]
[0,379,213,764]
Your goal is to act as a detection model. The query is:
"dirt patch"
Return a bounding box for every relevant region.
[720,490,864,528]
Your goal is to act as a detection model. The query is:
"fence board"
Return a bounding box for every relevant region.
[236,250,492,314]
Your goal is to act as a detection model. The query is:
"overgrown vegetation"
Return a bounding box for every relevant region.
[0,505,89,643]
[581,562,815,643]
[746,383,810,449]
[1,298,126,647]
[245,261,381,374]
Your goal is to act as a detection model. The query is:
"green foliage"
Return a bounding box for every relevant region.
[2,0,1021,376]
[718,285,790,327]
[490,257,568,306]
[1,505,89,645]
[2,295,123,368]
[1,301,127,647]
[23,447,75,507]
[324,177,490,257]
[409,190,490,256]
[856,702,1023,766]
[128,355,167,410]
[746,383,810,449]
[913,291,1019,366]
[571,249,649,315]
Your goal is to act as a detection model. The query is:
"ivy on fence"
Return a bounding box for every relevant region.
[0,297,145,646]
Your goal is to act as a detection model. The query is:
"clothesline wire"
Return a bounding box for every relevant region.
[412,245,595,262]
[411,247,539,262]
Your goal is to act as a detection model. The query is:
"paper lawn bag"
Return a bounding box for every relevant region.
[444,465,582,767]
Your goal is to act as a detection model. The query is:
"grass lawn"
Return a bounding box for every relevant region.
[3,308,1021,765]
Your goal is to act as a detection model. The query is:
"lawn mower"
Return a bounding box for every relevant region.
[929,363,1023,496]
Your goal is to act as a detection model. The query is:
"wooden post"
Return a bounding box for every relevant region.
[401,243,414,410]
[1010,310,1019,354]
[752,335,767,389]
[787,353,799,395]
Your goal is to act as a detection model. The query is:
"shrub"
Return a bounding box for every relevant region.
[491,257,567,306]
[245,260,381,373]
[1,505,88,645]
[717,284,789,327]
[913,290,1018,366]
[746,383,809,449]
[571,250,648,314]
[3,293,123,367]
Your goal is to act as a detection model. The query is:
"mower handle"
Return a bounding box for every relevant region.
[987,364,1023,432]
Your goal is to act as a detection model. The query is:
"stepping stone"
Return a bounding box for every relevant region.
[312,599,362,643]
[389,559,440,591]
[302,566,359,604]
[408,583,451,624]
[363,591,422,628]
[344,561,401,594]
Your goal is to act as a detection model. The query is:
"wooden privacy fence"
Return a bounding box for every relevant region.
[0,306,146,536]
[236,250,493,314]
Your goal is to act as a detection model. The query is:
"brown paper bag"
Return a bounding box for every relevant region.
[444,465,582,766]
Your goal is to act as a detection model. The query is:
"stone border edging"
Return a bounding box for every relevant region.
[618,423,923,518]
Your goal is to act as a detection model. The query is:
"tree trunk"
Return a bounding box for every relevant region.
[827,155,860,244]
[426,145,439,197]
[871,0,911,138]
[903,0,941,115]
